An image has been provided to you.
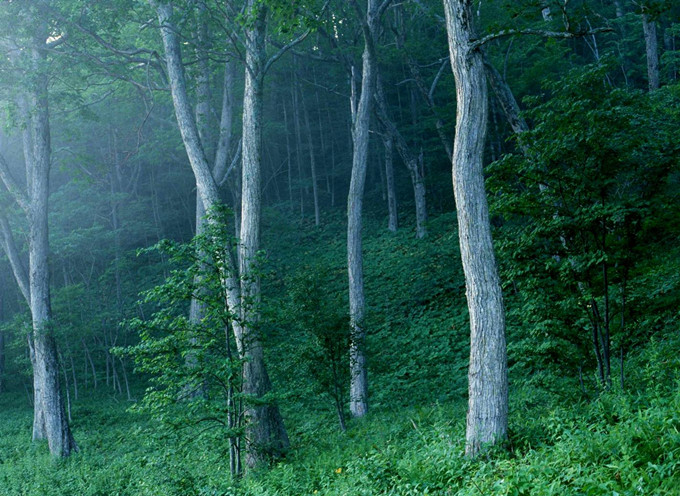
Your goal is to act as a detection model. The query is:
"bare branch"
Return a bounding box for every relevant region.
[264,29,311,76]
[0,213,30,304]
[469,26,613,51]
[0,154,29,213]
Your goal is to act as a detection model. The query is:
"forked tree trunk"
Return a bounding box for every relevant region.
[442,0,508,458]
[153,0,288,469]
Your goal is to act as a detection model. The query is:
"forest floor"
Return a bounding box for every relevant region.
[1,344,679,496]
[1,211,679,495]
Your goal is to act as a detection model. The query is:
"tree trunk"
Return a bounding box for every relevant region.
[383,135,398,232]
[0,327,4,393]
[374,77,428,238]
[443,0,508,458]
[302,93,321,227]
[28,48,77,455]
[347,0,381,418]
[154,1,288,468]
[0,214,30,303]
[483,56,529,144]
[642,11,660,91]
[239,1,290,467]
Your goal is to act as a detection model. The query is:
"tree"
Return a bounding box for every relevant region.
[442,0,508,457]
[0,6,77,456]
[346,0,392,418]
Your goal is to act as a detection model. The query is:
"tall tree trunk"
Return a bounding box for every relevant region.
[301,94,321,227]
[383,134,398,232]
[239,1,289,466]
[642,10,660,91]
[347,0,382,418]
[153,1,288,468]
[443,0,508,458]
[292,71,305,220]
[187,3,214,386]
[28,44,77,456]
[0,329,4,393]
[0,288,4,393]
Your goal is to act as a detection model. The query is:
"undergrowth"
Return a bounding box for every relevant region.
[1,211,678,495]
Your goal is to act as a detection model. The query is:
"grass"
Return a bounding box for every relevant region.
[1,211,679,495]
[1,331,678,495]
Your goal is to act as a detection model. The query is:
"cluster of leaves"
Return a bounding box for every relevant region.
[489,65,680,385]
[120,208,246,446]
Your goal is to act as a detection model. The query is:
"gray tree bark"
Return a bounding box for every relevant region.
[442,0,508,457]
[0,21,77,456]
[153,0,288,468]
[0,213,30,303]
[374,77,428,238]
[642,10,660,91]
[301,93,321,227]
[239,0,290,467]
[382,135,398,232]
[347,0,384,418]
[0,328,4,393]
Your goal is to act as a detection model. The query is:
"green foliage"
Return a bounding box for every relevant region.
[489,67,680,384]
[278,264,350,429]
[120,208,245,464]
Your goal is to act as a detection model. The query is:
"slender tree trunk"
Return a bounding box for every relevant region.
[383,135,398,232]
[283,103,294,213]
[301,94,321,226]
[443,0,508,458]
[189,0,214,337]
[347,0,382,418]
[0,326,4,393]
[483,56,529,144]
[153,0,242,327]
[642,11,660,91]
[374,79,427,238]
[0,214,30,303]
[292,73,305,220]
[240,1,289,466]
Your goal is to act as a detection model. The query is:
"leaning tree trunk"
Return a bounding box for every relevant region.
[443,0,508,458]
[239,1,290,467]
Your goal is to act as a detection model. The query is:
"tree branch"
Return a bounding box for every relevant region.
[470,27,613,51]
[0,154,29,213]
[262,0,331,76]
[0,213,30,304]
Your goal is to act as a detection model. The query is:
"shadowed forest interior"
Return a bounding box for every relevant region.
[0,0,679,494]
